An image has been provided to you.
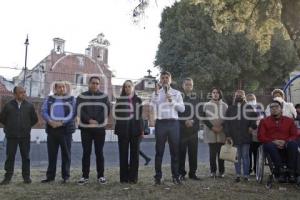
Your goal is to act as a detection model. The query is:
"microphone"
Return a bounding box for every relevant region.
[163,85,169,94]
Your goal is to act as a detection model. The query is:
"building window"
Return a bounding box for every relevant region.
[75,74,84,85]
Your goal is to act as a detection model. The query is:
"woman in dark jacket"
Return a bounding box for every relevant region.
[114,80,144,183]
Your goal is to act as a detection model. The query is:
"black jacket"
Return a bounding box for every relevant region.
[0,99,38,138]
[76,90,110,130]
[224,103,257,145]
[178,92,200,133]
[114,94,144,138]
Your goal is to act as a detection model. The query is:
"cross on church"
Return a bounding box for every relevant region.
[147,69,152,76]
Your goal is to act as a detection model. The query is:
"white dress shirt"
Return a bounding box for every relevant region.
[150,87,185,120]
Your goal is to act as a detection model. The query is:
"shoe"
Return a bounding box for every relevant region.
[218,173,225,178]
[98,177,107,184]
[61,178,69,184]
[0,178,11,185]
[129,180,137,184]
[154,178,161,185]
[77,177,89,185]
[210,173,216,178]
[41,178,54,183]
[189,174,200,181]
[144,158,151,166]
[288,175,296,183]
[179,175,186,181]
[243,177,249,182]
[23,178,32,184]
[235,177,241,183]
[172,177,182,185]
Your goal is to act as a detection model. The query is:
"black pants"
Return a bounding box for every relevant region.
[249,141,260,173]
[118,135,140,182]
[208,143,224,174]
[4,137,30,180]
[46,128,72,180]
[81,129,106,179]
[179,128,198,177]
[155,120,180,179]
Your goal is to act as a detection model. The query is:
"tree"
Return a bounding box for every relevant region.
[154,0,299,95]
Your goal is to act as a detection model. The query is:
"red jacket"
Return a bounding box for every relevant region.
[258,116,298,143]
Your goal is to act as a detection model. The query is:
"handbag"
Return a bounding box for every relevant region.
[220,139,238,163]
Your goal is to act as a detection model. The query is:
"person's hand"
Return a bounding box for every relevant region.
[166,94,172,102]
[140,131,145,139]
[48,120,57,128]
[89,119,98,124]
[249,127,254,134]
[225,137,233,145]
[185,120,194,128]
[212,126,222,134]
[272,140,286,149]
[155,82,160,95]
[48,120,63,128]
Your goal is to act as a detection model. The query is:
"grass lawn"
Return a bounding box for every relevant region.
[0,163,299,200]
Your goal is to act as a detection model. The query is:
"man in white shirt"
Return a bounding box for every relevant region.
[151,71,185,185]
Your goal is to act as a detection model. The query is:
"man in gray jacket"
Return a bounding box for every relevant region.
[0,86,38,185]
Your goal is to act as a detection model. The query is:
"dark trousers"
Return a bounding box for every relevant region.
[263,141,298,174]
[179,128,198,177]
[81,129,106,179]
[208,143,224,174]
[46,128,72,180]
[4,137,30,180]
[249,141,260,173]
[154,120,180,179]
[118,135,140,182]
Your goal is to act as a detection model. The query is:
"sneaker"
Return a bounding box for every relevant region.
[77,177,89,185]
[179,175,186,181]
[243,177,249,182]
[288,175,296,183]
[172,177,182,185]
[210,173,216,178]
[235,177,241,183]
[218,173,225,178]
[98,177,107,184]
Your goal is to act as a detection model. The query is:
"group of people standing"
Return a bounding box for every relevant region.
[1,71,300,187]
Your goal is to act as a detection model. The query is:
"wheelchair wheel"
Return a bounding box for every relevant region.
[256,145,265,183]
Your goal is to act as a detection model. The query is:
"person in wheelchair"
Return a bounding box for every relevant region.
[258,100,299,183]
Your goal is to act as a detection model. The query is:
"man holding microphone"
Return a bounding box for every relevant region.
[151,71,185,185]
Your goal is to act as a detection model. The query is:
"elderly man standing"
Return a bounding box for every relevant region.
[151,71,185,185]
[258,100,299,183]
[0,86,38,185]
[41,81,76,184]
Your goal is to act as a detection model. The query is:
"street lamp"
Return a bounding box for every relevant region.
[23,35,29,87]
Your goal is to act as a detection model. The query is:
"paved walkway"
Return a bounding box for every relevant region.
[0,141,209,168]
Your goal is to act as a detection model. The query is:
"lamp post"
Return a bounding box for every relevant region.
[23,35,29,87]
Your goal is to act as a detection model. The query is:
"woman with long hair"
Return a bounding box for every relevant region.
[114,80,144,183]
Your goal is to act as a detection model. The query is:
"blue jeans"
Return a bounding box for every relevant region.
[234,144,250,177]
[154,119,180,179]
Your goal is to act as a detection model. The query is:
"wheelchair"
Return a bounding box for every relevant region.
[255,145,290,189]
